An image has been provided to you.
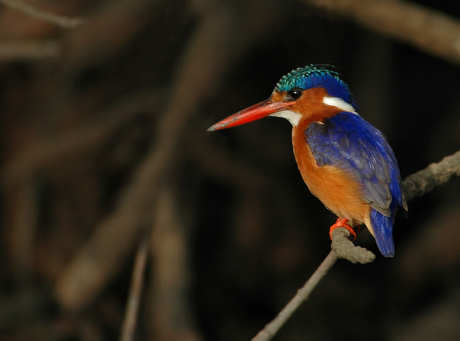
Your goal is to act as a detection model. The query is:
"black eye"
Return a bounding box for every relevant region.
[287,88,302,100]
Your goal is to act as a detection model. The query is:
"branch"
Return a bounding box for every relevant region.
[252,251,338,341]
[251,148,460,341]
[148,186,201,340]
[0,0,83,28]
[120,238,149,341]
[402,150,460,201]
[0,40,59,60]
[304,0,460,64]
[2,89,163,187]
[189,138,272,190]
[330,228,375,263]
[55,3,280,311]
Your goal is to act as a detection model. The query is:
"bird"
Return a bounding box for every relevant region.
[207,64,407,257]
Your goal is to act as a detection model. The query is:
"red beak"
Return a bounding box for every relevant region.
[207,99,295,131]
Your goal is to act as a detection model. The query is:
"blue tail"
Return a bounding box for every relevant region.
[370,208,395,257]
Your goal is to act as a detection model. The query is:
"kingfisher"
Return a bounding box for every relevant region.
[208,64,407,257]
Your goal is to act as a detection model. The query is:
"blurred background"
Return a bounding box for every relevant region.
[1,0,460,340]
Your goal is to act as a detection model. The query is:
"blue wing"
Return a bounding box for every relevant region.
[305,112,406,257]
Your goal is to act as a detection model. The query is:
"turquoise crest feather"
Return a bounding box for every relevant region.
[275,64,355,106]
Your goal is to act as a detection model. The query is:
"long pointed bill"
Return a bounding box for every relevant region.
[207,99,295,131]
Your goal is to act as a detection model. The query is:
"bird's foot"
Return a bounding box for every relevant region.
[329,218,357,241]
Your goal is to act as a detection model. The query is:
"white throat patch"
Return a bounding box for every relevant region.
[323,96,358,115]
[270,110,302,126]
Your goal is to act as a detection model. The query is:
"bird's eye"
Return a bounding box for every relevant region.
[287,88,302,101]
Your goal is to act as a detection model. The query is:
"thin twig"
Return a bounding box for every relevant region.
[252,251,338,341]
[251,148,460,341]
[120,238,149,341]
[0,0,83,28]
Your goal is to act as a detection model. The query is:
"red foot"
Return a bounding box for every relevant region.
[329,218,357,240]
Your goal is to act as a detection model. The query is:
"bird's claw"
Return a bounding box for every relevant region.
[329,218,357,241]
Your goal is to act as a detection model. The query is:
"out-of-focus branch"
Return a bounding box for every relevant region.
[55,2,282,311]
[189,138,272,190]
[0,0,83,28]
[63,0,154,69]
[2,89,163,187]
[0,40,59,60]
[120,238,149,341]
[148,187,201,341]
[304,0,460,64]
[251,148,460,341]
[3,180,37,280]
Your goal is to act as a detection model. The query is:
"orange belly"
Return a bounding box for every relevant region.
[292,125,370,226]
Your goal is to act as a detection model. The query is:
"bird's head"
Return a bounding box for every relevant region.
[208,64,356,131]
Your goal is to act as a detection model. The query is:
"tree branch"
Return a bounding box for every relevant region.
[2,89,163,187]
[251,148,460,341]
[402,150,460,201]
[330,228,375,263]
[54,3,280,311]
[148,186,201,340]
[252,251,338,341]
[120,238,149,341]
[304,0,460,64]
[0,40,59,60]
[0,0,83,28]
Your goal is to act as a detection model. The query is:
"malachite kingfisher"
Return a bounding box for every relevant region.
[208,64,407,257]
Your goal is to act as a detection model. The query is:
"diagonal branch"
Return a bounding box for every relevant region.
[0,0,83,28]
[54,3,280,311]
[2,89,163,187]
[252,251,338,341]
[251,148,460,341]
[304,0,460,65]
[120,237,149,341]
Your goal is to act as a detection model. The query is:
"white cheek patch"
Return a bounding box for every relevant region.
[270,110,302,126]
[323,96,358,115]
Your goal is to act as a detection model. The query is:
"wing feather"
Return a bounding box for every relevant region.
[305,112,405,216]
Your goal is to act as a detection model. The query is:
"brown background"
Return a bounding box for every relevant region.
[1,1,460,340]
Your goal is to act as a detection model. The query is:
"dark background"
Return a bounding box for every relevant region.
[1,0,460,340]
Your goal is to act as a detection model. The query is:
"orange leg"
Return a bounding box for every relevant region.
[329,218,357,240]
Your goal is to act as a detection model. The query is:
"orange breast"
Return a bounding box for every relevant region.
[292,119,370,226]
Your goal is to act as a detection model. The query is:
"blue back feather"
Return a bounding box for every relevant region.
[305,112,405,257]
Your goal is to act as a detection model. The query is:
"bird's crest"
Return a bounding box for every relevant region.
[275,64,354,106]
